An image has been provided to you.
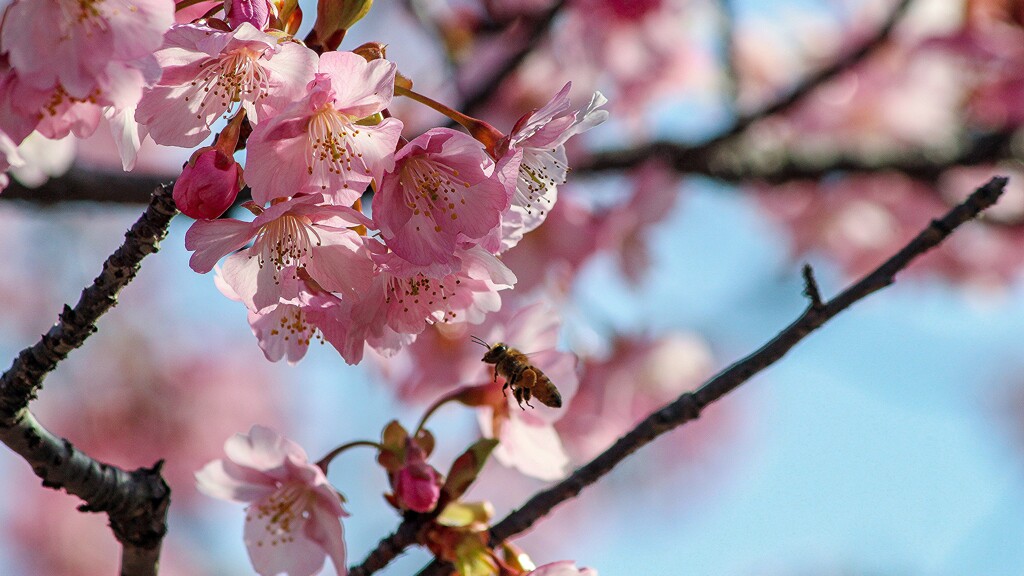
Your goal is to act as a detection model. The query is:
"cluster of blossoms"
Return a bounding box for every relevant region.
[0,0,606,369]
[171,38,606,366]
[0,0,608,574]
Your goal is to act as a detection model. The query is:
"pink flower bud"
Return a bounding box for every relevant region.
[173,148,241,220]
[225,0,270,30]
[393,444,443,513]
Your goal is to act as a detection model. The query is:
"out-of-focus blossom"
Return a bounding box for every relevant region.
[756,173,1024,287]
[502,165,680,295]
[0,127,25,192]
[244,50,403,205]
[186,193,374,310]
[33,323,285,502]
[528,560,598,576]
[196,425,348,576]
[0,0,171,166]
[556,334,715,463]
[136,23,317,147]
[498,83,608,252]
[376,128,516,268]
[1,0,172,100]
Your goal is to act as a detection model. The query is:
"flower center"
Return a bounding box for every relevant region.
[251,213,322,280]
[516,149,565,216]
[269,304,322,348]
[306,106,372,187]
[247,482,314,546]
[400,157,469,232]
[385,273,463,323]
[185,48,268,119]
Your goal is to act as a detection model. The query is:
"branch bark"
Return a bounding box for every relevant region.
[409,176,1007,576]
[0,184,178,576]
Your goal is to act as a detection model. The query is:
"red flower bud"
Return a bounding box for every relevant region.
[173,148,241,220]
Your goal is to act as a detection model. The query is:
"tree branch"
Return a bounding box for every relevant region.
[575,0,913,174]
[0,184,178,576]
[456,0,567,118]
[412,175,1008,576]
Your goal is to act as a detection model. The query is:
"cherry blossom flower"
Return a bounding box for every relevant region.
[218,266,366,365]
[136,23,317,147]
[185,193,374,311]
[244,50,404,205]
[528,560,598,576]
[196,425,348,576]
[375,127,517,267]
[362,245,517,339]
[499,83,608,251]
[555,334,717,464]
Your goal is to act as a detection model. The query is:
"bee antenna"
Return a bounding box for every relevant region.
[470,335,490,349]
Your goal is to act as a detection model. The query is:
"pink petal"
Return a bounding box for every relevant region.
[185,219,255,274]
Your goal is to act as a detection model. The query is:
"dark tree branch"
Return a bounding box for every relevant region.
[2,166,173,205]
[349,516,430,576]
[456,0,567,118]
[412,175,1008,576]
[576,0,913,174]
[0,184,177,576]
[576,129,1018,186]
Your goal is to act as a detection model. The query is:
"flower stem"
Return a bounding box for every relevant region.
[317,440,386,472]
[394,86,505,154]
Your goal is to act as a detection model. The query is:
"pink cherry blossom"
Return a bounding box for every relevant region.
[1,0,172,100]
[219,265,366,365]
[376,127,517,267]
[185,193,375,311]
[245,51,404,205]
[363,245,517,339]
[136,23,318,147]
[500,83,608,251]
[196,425,348,576]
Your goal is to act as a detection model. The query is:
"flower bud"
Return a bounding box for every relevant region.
[225,0,271,29]
[173,148,242,220]
[392,441,443,513]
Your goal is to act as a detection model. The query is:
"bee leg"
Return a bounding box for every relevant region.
[522,387,534,409]
[514,387,527,410]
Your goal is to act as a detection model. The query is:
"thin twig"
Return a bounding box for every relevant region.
[716,0,740,113]
[413,176,1008,576]
[576,0,913,174]
[456,0,567,118]
[0,184,178,576]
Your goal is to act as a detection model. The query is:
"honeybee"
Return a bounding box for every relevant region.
[472,336,562,410]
